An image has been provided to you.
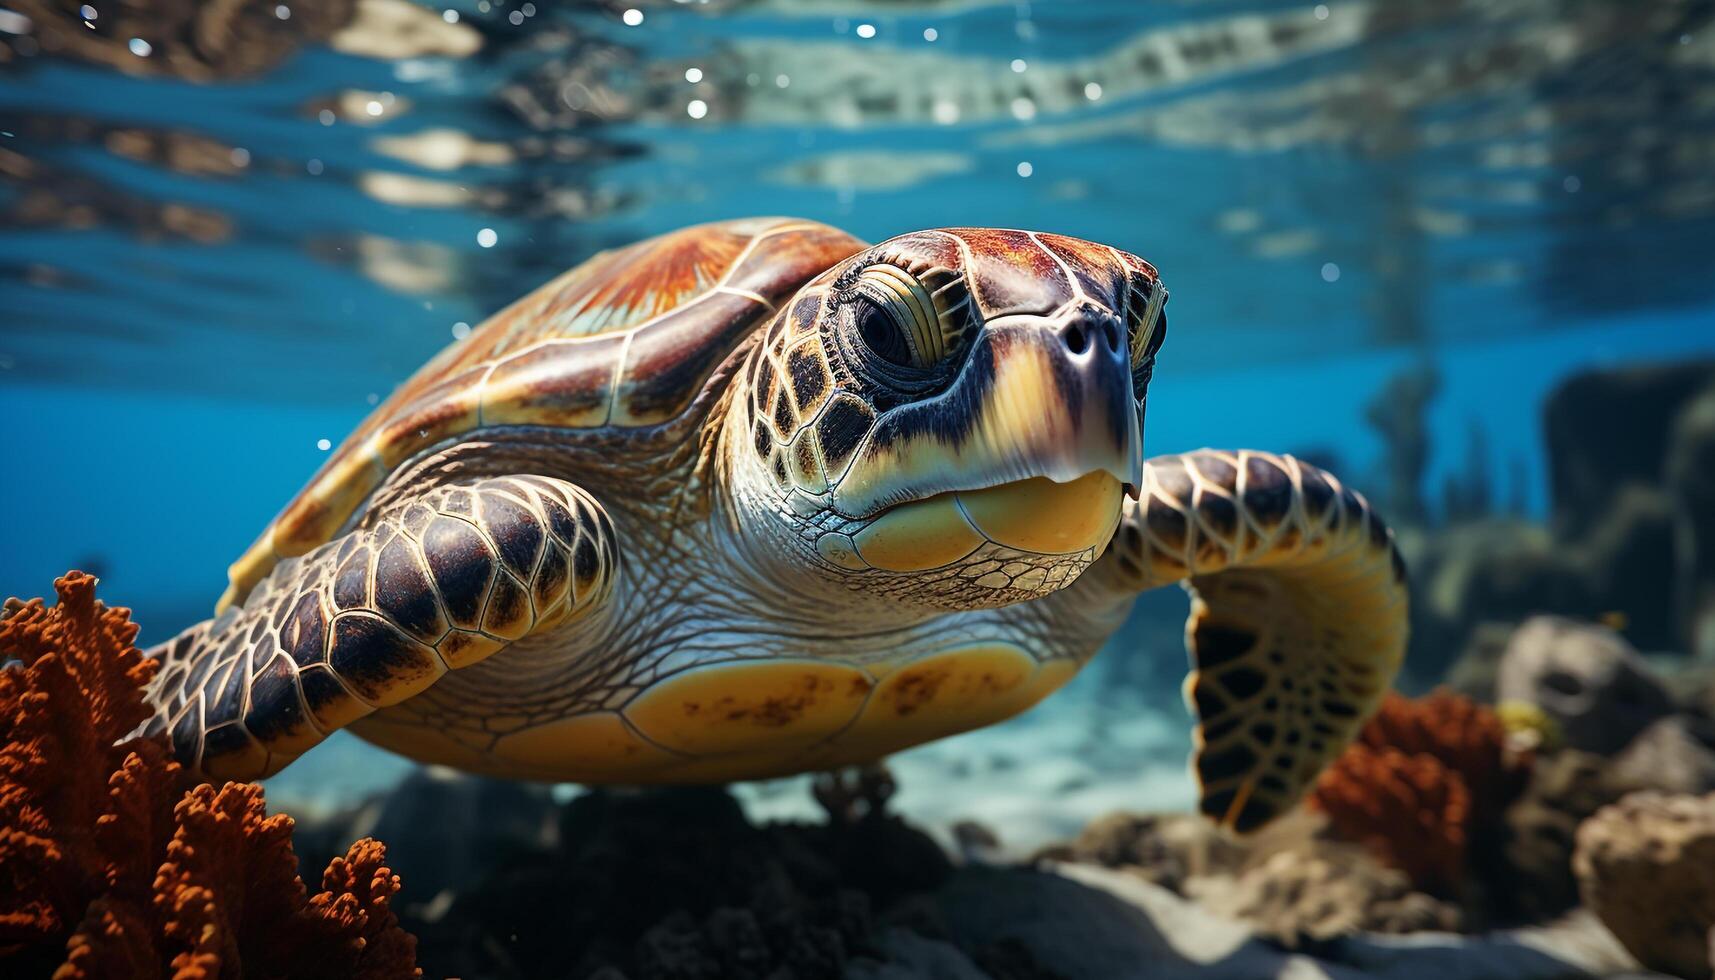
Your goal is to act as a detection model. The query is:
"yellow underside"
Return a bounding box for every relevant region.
[351,643,1080,783]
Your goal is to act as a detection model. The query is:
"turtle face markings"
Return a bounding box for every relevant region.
[727,229,1169,609]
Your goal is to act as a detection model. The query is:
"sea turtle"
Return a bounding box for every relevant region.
[143,218,1407,833]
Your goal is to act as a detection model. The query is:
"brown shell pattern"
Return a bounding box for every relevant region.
[222,217,868,610]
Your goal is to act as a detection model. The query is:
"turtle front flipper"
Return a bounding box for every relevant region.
[1099,449,1408,834]
[144,475,618,781]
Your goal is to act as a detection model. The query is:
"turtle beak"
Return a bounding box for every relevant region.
[830,305,1143,519]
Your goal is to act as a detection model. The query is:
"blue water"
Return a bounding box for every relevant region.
[4,0,1715,816]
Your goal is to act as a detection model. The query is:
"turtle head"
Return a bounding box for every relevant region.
[724,228,1167,610]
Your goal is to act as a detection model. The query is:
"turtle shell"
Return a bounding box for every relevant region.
[220,217,867,611]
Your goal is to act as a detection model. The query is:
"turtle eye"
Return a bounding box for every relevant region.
[1127,278,1168,371]
[848,265,945,370]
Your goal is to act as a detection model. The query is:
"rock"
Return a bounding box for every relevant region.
[1496,751,1618,924]
[291,765,558,916]
[1495,616,1674,754]
[1575,791,1715,979]
[950,820,1004,865]
[845,929,989,980]
[1414,522,1587,634]
[1576,485,1680,653]
[1544,361,1715,542]
[1664,662,1715,719]
[1445,621,1518,702]
[1400,361,1715,675]
[940,863,1284,979]
[401,785,948,978]
[1401,519,1594,685]
[1044,811,1247,895]
[1669,385,1715,662]
[1607,716,1715,796]
[938,862,1637,979]
[1545,360,1715,653]
[1330,907,1640,979]
[1187,839,1458,945]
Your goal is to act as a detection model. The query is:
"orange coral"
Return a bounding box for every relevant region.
[0,572,418,978]
[1311,690,1528,897]
[1356,690,1529,827]
[1312,746,1471,896]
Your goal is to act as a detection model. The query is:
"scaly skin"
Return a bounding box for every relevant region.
[143,221,1407,834]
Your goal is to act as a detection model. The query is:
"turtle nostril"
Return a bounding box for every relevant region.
[1063,323,1089,355]
[1101,320,1120,352]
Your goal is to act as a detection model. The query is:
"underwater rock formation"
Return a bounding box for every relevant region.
[1606,716,1715,797]
[0,572,417,978]
[318,782,949,979]
[1443,622,1517,703]
[1574,791,1715,980]
[1496,616,1674,755]
[1188,838,1459,945]
[1541,360,1715,654]
[1546,362,1715,543]
[1670,384,1715,662]
[1495,750,1617,925]
[1040,811,1247,894]
[1399,359,1715,680]
[1038,806,1462,945]
[290,769,1650,980]
[291,766,559,918]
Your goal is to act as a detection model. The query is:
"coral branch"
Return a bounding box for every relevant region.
[1311,690,1529,897]
[1357,690,1529,825]
[1312,746,1469,897]
[0,572,418,978]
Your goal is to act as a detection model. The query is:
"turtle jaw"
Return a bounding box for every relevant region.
[816,470,1126,575]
